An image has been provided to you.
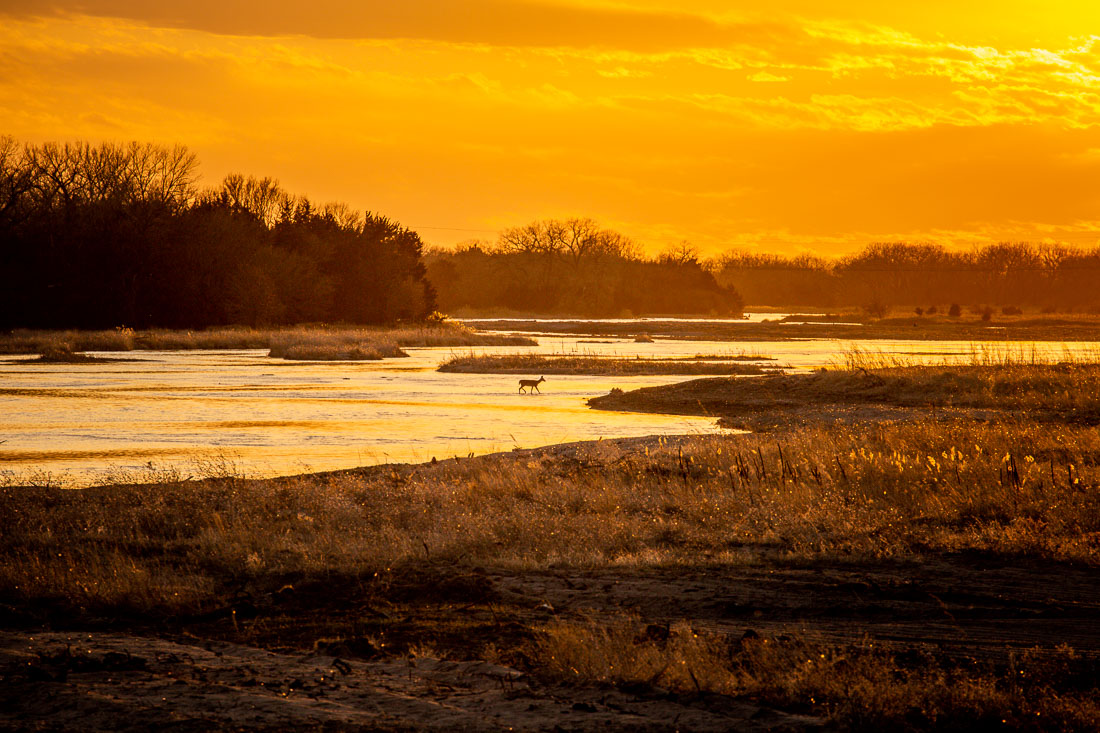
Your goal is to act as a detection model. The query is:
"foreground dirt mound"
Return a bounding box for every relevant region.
[0,631,821,732]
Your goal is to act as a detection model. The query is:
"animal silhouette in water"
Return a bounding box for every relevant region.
[518,376,545,394]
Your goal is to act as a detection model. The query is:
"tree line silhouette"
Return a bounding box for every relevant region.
[5,137,1097,327]
[0,137,435,329]
[425,219,744,316]
[712,242,1100,310]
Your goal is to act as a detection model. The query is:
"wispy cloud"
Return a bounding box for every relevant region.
[0,0,802,51]
[2,6,1098,252]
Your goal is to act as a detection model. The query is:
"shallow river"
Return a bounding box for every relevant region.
[2,322,1097,486]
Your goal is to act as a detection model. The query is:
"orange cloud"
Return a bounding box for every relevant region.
[0,3,1097,256]
[0,0,802,50]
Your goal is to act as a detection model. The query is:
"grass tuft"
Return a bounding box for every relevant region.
[537,618,1100,730]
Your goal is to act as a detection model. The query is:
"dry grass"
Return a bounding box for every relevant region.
[538,618,1100,730]
[438,353,772,375]
[593,352,1100,425]
[267,324,535,360]
[691,351,777,361]
[268,341,409,361]
[3,414,1100,618]
[0,323,535,358]
[32,345,119,363]
[838,343,1100,370]
[826,347,1100,416]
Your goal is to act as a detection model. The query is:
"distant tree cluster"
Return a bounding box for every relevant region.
[425,219,743,316]
[712,242,1100,310]
[0,137,435,329]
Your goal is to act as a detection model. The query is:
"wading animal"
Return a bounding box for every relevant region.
[518,376,545,394]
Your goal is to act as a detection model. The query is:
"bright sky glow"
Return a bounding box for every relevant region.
[3,1,1099,254]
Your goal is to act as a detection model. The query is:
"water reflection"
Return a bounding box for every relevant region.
[3,332,1098,486]
[0,345,720,485]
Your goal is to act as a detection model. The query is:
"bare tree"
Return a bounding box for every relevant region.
[553,218,606,265]
[221,174,287,226]
[132,142,198,209]
[591,229,638,260]
[320,201,363,231]
[660,240,699,266]
[24,142,80,210]
[498,217,636,265]
[19,140,199,212]
[0,136,32,227]
[499,220,561,255]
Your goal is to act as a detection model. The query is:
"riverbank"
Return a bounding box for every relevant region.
[0,323,536,358]
[3,388,1100,728]
[589,357,1100,429]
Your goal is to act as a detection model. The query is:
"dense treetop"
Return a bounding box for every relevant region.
[426,218,744,317]
[0,138,434,329]
[712,241,1100,310]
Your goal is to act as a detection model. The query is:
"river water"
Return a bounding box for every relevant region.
[2,321,1097,486]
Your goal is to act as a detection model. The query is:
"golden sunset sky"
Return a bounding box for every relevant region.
[2,1,1099,255]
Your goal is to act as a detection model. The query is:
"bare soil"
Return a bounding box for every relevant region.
[3,544,1097,730]
[0,629,823,732]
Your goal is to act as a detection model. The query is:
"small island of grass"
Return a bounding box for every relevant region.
[438,353,777,375]
[589,350,1100,428]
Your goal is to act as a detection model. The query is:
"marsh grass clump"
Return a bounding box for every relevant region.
[10,330,138,356]
[34,344,109,363]
[268,340,408,361]
[0,323,535,357]
[828,346,1100,416]
[691,351,777,361]
[439,353,771,375]
[267,323,533,360]
[537,618,1100,730]
[836,343,1100,370]
[596,347,1100,425]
